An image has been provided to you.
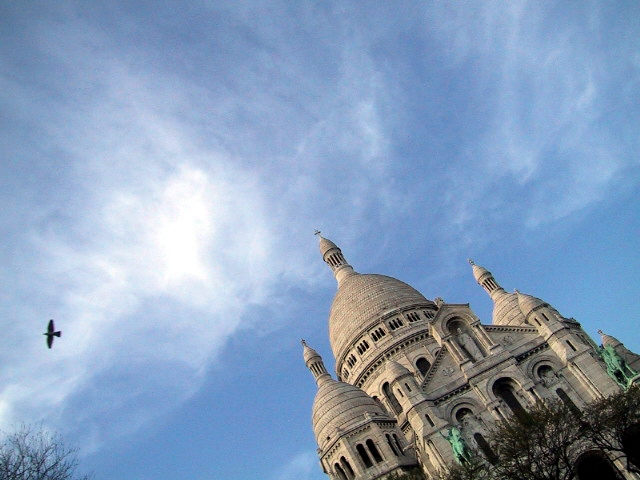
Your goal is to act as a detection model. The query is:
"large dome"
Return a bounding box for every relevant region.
[329,273,434,359]
[312,378,389,449]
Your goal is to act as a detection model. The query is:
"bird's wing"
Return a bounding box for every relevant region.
[48,319,55,334]
[47,335,53,349]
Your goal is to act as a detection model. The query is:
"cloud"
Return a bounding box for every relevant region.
[1,0,638,460]
[421,0,640,240]
[0,158,278,444]
[0,3,408,451]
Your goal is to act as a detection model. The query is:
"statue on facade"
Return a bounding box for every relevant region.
[441,426,471,464]
[456,328,484,362]
[600,344,638,390]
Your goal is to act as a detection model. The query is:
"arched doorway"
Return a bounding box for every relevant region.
[575,451,621,480]
[492,378,528,420]
[622,423,640,471]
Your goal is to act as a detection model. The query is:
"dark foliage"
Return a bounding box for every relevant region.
[582,385,640,473]
[488,401,584,480]
[0,425,91,480]
[435,386,640,480]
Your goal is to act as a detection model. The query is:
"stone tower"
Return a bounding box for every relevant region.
[303,236,639,480]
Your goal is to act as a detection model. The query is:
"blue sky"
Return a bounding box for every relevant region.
[1,1,639,479]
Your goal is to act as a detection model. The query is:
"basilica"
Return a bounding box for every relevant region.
[303,235,640,480]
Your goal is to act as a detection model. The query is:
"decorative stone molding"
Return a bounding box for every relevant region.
[354,332,431,388]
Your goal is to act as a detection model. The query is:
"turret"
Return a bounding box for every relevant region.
[469,260,527,326]
[318,233,357,285]
[302,342,418,479]
[303,339,331,385]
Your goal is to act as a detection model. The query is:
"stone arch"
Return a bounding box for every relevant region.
[446,318,486,361]
[334,463,348,480]
[491,377,528,419]
[445,316,474,335]
[415,356,431,376]
[555,387,581,415]
[356,443,373,468]
[382,382,402,414]
[444,397,483,425]
[431,309,476,339]
[575,451,622,480]
[366,439,383,463]
[622,423,640,471]
[473,432,498,465]
[339,457,355,479]
[526,355,561,381]
[455,407,474,423]
[386,433,399,456]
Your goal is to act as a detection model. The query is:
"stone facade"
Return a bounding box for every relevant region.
[303,236,640,480]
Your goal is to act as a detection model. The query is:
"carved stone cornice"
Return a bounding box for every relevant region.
[432,383,471,406]
[484,325,538,334]
[515,342,550,363]
[353,331,431,387]
[336,304,432,377]
[420,345,449,388]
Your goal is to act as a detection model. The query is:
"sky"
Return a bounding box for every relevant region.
[0,1,639,479]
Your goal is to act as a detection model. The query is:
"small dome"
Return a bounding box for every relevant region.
[469,260,491,283]
[492,290,528,326]
[598,330,622,348]
[516,291,546,318]
[318,236,339,256]
[329,273,434,359]
[386,360,411,378]
[302,340,322,363]
[312,378,389,448]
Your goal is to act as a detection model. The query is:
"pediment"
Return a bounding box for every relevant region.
[420,345,464,392]
[484,325,539,350]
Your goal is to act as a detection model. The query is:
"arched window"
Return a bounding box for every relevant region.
[366,439,383,463]
[382,382,403,414]
[334,463,348,480]
[416,357,431,376]
[556,388,581,416]
[537,365,553,379]
[386,434,399,456]
[356,444,373,468]
[425,414,435,427]
[393,434,403,455]
[493,379,528,420]
[576,451,621,480]
[455,407,473,423]
[340,457,355,479]
[473,433,498,465]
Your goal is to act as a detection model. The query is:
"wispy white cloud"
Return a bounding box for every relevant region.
[423,0,640,239]
[0,2,405,452]
[1,2,638,468]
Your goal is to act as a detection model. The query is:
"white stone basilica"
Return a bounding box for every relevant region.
[303,235,640,480]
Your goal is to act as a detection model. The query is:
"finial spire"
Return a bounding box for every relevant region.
[468,258,475,265]
[302,341,331,385]
[318,234,356,286]
[314,229,321,236]
[469,260,505,299]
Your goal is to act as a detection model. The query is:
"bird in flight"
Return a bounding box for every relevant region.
[44,319,61,349]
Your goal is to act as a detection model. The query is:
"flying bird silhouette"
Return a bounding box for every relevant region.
[44,319,61,349]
